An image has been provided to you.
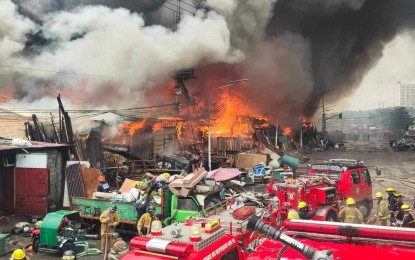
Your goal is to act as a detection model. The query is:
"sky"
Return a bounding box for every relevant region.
[340,32,415,111]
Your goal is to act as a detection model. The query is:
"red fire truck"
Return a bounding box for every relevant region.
[266,159,378,224]
[121,209,255,260]
[121,213,415,260]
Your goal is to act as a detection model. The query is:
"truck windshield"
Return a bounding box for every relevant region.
[314,171,341,180]
[177,198,199,211]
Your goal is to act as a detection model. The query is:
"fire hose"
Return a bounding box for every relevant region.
[247,215,333,260]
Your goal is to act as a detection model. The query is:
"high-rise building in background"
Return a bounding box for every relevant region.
[394,82,415,107]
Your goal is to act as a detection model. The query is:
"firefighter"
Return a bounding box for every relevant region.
[108,233,129,260]
[10,249,30,260]
[298,201,317,220]
[61,250,77,260]
[137,206,156,235]
[394,193,404,226]
[287,208,299,220]
[402,204,415,228]
[375,192,390,226]
[338,198,363,224]
[135,181,150,222]
[100,205,120,252]
[386,187,397,224]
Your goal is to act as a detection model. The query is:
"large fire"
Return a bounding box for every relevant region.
[111,84,270,149]
[209,92,256,137]
[122,121,146,136]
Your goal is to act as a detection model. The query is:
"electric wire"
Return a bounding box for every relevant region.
[0,64,132,79]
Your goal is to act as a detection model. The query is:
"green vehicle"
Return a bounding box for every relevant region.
[70,187,223,234]
[31,210,101,256]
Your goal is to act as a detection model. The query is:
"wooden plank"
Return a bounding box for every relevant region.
[81,168,101,199]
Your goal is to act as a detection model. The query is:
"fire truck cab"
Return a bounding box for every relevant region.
[268,159,374,222]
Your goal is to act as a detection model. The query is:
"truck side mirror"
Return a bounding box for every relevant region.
[374,167,381,176]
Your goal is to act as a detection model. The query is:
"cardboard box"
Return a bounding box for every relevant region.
[237,153,268,169]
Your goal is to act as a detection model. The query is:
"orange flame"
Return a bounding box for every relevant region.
[209,93,255,137]
[152,122,163,132]
[284,127,292,136]
[121,121,146,136]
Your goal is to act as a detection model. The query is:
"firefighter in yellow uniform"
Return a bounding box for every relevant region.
[11,249,30,260]
[376,192,390,226]
[402,204,415,228]
[137,206,156,235]
[338,198,363,224]
[287,208,300,220]
[100,205,120,252]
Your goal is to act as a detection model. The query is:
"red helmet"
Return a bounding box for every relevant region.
[98,175,106,182]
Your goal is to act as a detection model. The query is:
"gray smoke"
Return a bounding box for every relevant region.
[262,0,415,117]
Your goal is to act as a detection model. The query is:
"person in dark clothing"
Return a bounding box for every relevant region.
[394,193,404,226]
[135,182,150,222]
[181,152,202,176]
[97,175,110,193]
[298,201,317,220]
[155,213,165,227]
[386,187,396,225]
[401,204,415,228]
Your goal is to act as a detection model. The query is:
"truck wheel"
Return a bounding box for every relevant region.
[60,241,74,256]
[357,202,370,218]
[326,211,337,222]
[32,237,40,253]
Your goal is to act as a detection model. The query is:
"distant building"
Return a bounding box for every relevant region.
[393,82,415,107]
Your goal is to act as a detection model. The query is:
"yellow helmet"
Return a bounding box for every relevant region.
[375,192,383,198]
[386,187,394,192]
[346,198,356,205]
[298,201,307,209]
[11,249,25,260]
[401,204,411,211]
[287,210,299,220]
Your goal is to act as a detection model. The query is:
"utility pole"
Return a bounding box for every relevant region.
[322,95,327,134]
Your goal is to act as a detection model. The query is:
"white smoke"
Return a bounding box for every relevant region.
[0,0,34,60]
[1,1,242,109]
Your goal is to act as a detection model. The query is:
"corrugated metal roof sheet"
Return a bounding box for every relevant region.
[66,163,86,197]
[0,139,71,151]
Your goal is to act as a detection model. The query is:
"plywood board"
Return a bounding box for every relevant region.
[237,153,268,169]
[120,178,137,193]
[81,168,101,199]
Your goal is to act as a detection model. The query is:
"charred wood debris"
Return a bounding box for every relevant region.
[22,95,340,191]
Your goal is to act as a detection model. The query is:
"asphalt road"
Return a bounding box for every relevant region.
[2,139,415,260]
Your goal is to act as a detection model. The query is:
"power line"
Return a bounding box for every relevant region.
[0,103,178,114]
[0,64,133,79]
[152,0,196,15]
